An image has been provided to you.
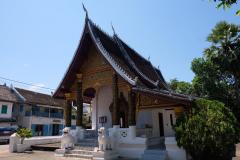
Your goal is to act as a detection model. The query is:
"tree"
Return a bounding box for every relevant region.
[211,0,240,15]
[192,21,240,121]
[169,78,194,95]
[174,99,239,160]
[16,128,32,144]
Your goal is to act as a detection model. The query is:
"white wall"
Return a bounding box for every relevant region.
[91,85,113,130]
[136,107,176,137]
[97,85,113,129]
[136,110,153,128]
[0,101,13,118]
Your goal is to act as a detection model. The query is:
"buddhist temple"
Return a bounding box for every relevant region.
[52,8,193,159]
[53,12,192,138]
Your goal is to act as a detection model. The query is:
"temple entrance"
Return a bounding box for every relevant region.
[158,112,164,137]
[164,109,176,136]
[119,112,126,128]
[109,92,128,128]
[82,88,96,128]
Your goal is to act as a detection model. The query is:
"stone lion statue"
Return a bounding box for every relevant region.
[98,127,112,151]
[61,127,75,149]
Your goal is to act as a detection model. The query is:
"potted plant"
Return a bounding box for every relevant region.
[16,128,32,152]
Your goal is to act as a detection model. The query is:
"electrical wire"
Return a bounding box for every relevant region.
[0,76,55,91]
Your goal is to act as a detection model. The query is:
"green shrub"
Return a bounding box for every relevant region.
[174,99,239,160]
[16,128,32,144]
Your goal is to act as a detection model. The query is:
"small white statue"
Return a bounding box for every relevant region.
[98,127,112,151]
[61,127,75,149]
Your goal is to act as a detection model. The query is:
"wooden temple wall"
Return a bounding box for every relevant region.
[68,44,130,100]
[136,94,185,117]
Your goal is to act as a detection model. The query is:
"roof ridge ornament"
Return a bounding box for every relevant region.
[111,22,117,36]
[82,3,88,18]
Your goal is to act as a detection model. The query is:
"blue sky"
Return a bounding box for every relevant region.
[0,0,239,94]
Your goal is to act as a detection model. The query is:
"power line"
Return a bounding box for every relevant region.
[0,76,55,91]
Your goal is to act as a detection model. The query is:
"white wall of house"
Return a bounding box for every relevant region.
[31,117,64,125]
[136,107,176,137]
[0,101,13,118]
[136,110,153,128]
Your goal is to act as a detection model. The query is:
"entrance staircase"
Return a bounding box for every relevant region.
[141,137,167,160]
[56,138,98,159]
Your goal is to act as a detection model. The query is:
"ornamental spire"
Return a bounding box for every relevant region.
[111,22,116,35]
[82,3,88,18]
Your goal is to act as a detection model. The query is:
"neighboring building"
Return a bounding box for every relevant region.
[0,84,92,136]
[14,88,65,136]
[0,84,19,127]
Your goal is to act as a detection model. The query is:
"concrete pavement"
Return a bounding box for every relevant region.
[0,145,137,160]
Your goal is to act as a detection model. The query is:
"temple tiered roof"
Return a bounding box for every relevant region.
[53,16,192,104]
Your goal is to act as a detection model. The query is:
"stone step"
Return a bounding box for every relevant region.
[77,142,98,145]
[144,149,167,155]
[77,138,98,148]
[142,149,167,160]
[147,137,164,144]
[75,145,96,151]
[65,153,93,159]
[142,154,167,160]
[147,137,165,150]
[78,138,98,143]
[76,143,98,148]
[69,149,94,155]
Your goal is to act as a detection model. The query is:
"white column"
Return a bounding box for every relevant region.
[96,89,99,130]
[129,126,136,139]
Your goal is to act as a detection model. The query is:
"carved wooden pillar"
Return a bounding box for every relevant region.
[112,73,119,126]
[76,74,83,127]
[128,89,136,126]
[64,93,72,128]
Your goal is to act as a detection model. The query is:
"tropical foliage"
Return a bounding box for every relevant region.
[211,0,240,15]
[173,21,240,159]
[169,79,194,95]
[174,99,239,160]
[192,21,240,121]
[16,128,32,144]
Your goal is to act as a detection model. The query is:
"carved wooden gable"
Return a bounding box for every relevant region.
[139,94,179,109]
[69,45,130,95]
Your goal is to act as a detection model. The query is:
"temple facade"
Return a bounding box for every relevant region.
[52,13,193,159]
[53,15,192,140]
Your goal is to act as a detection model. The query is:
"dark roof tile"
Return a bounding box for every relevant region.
[0,85,19,103]
[16,88,64,107]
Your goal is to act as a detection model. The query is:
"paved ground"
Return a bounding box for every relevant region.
[0,145,61,160]
[0,145,136,160]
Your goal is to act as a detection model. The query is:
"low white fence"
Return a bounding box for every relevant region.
[165,137,187,160]
[9,133,61,153]
[107,126,147,159]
